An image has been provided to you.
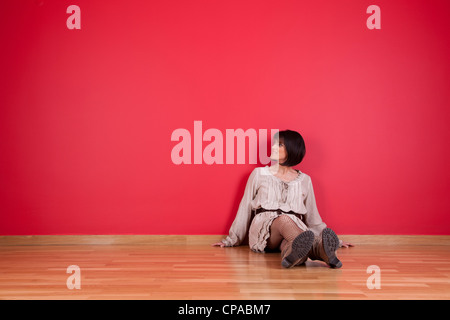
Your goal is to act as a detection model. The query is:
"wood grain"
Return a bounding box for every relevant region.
[0,235,449,299]
[1,234,449,246]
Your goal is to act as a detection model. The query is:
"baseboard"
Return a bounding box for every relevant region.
[0,235,221,246]
[339,235,450,246]
[0,234,449,246]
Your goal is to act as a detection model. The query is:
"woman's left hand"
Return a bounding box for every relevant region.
[340,241,354,248]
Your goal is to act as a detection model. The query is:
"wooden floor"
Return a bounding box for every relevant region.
[0,236,449,300]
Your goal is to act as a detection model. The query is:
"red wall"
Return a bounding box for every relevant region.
[1,0,449,235]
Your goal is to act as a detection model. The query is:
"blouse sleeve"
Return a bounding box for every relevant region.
[304,177,327,236]
[221,168,259,247]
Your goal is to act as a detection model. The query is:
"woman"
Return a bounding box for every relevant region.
[212,130,352,268]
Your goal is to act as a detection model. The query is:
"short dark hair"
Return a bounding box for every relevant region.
[273,130,306,167]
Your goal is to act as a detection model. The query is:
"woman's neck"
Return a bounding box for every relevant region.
[270,163,293,175]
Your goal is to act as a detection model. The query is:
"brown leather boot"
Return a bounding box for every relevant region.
[281,230,315,268]
[308,228,342,268]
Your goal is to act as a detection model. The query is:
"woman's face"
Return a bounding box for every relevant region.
[270,138,287,163]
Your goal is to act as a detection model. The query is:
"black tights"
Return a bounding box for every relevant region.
[265,215,304,251]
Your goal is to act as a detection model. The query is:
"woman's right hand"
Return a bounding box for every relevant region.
[211,242,226,247]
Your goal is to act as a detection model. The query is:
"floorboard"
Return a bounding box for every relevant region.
[0,238,449,300]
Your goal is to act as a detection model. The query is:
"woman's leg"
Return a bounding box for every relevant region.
[308,228,343,268]
[266,215,314,268]
[266,215,302,250]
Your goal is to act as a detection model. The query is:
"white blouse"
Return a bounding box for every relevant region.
[222,166,328,252]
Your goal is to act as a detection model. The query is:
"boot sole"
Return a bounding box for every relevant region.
[281,230,315,268]
[322,228,342,268]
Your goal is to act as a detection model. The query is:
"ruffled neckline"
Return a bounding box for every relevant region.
[263,165,302,184]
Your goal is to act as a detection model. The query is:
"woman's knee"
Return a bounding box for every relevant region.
[274,214,294,225]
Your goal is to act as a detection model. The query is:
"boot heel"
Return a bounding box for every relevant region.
[322,228,343,269]
[281,230,314,268]
[328,256,343,269]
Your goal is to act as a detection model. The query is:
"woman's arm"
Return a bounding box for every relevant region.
[213,168,259,247]
[303,177,354,248]
[303,177,327,236]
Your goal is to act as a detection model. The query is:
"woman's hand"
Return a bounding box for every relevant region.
[340,241,354,248]
[211,242,226,248]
